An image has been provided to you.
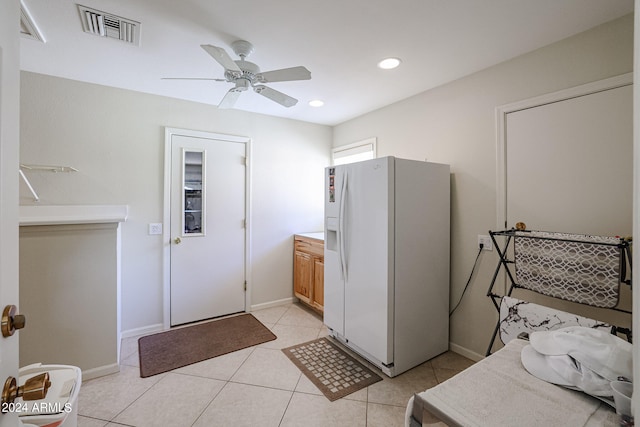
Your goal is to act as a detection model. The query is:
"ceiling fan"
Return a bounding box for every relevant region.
[163,40,311,109]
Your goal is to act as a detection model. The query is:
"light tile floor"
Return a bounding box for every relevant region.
[77,303,474,427]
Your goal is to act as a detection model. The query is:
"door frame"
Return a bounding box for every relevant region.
[494,73,632,297]
[162,127,252,329]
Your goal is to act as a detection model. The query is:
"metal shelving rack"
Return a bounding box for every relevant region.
[485,228,632,356]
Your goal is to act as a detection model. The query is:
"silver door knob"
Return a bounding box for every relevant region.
[174,237,182,244]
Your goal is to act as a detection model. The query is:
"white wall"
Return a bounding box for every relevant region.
[20,223,119,375]
[19,72,332,333]
[333,14,634,357]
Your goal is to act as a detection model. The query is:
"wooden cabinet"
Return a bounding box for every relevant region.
[313,257,324,308]
[293,234,324,314]
[294,251,313,299]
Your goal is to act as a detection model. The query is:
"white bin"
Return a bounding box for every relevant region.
[17,363,82,427]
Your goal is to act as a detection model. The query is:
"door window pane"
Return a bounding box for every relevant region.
[183,150,204,235]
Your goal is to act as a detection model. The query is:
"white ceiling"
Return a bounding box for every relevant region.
[19,0,634,126]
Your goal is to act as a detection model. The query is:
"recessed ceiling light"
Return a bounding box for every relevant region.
[377,57,401,70]
[309,100,324,107]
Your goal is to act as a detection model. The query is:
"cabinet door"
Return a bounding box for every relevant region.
[313,258,324,310]
[294,251,312,300]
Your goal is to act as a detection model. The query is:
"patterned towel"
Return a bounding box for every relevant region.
[514,231,624,308]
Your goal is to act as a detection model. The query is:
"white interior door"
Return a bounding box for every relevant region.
[169,132,247,326]
[0,1,21,425]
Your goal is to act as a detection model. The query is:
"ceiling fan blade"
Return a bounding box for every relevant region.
[201,44,242,73]
[253,85,298,107]
[257,66,311,83]
[218,88,242,109]
[161,77,226,82]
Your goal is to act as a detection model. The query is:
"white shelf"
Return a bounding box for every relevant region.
[19,205,129,226]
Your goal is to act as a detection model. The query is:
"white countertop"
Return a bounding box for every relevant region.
[296,232,324,241]
[19,205,129,226]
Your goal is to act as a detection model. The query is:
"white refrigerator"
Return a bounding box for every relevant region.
[324,156,450,377]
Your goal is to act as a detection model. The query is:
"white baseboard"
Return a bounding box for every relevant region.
[82,363,120,381]
[449,342,484,362]
[250,297,296,311]
[120,323,164,340]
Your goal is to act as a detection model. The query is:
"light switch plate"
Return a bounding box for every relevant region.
[149,223,162,235]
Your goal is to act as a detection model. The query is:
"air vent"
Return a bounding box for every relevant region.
[20,0,45,42]
[77,4,140,46]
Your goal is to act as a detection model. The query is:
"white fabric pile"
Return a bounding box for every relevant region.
[521,326,633,408]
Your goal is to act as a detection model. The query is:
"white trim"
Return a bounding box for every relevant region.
[632,1,639,412]
[120,323,164,340]
[331,137,376,165]
[20,0,46,42]
[163,127,252,330]
[250,297,297,312]
[495,72,633,232]
[116,223,122,367]
[82,363,120,381]
[448,342,484,363]
[163,130,172,330]
[245,140,253,311]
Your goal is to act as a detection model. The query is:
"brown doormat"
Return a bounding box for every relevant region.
[282,337,382,401]
[138,314,276,378]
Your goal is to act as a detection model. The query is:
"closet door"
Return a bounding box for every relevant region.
[505,83,632,237]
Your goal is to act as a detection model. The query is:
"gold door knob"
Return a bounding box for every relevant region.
[174,237,182,244]
[2,373,51,409]
[1,305,25,338]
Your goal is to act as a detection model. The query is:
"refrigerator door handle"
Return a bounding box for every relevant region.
[339,171,348,281]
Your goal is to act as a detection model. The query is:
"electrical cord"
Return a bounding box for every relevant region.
[449,243,484,317]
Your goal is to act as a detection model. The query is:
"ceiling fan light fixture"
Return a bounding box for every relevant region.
[170,41,311,109]
[309,100,324,107]
[377,57,401,70]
